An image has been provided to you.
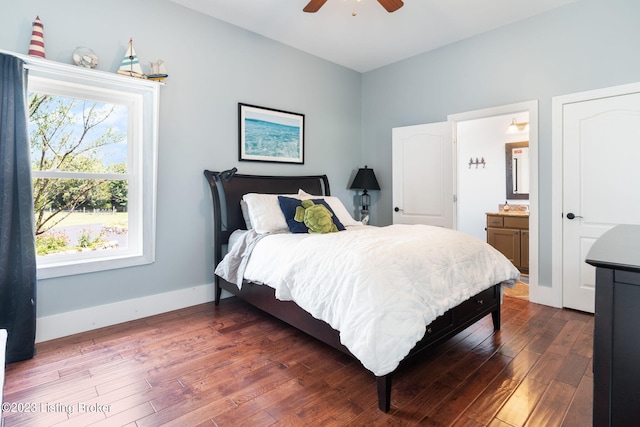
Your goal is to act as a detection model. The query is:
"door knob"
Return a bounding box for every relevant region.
[394,207,402,212]
[566,212,583,220]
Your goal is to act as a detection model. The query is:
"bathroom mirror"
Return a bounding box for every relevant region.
[505,141,529,200]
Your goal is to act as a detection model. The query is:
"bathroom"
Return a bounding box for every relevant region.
[456,112,530,291]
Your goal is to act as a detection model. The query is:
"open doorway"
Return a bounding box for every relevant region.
[455,113,529,240]
[449,101,539,301]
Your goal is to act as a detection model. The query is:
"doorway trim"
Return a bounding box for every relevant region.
[448,100,540,301]
[551,81,640,308]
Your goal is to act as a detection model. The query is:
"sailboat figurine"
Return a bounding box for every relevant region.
[117,38,146,79]
[147,60,168,81]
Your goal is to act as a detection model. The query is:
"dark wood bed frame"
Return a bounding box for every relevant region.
[203,169,501,412]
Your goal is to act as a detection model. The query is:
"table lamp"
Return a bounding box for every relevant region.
[349,165,380,224]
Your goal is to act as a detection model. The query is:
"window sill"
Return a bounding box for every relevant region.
[37,251,155,280]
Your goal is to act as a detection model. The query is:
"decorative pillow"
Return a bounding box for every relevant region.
[242,193,300,234]
[278,196,346,233]
[298,189,362,227]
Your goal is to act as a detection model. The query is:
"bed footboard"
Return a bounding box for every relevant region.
[375,284,501,411]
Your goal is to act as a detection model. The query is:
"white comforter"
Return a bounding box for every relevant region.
[216,224,519,376]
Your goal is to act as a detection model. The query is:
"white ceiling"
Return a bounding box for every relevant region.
[169,0,577,72]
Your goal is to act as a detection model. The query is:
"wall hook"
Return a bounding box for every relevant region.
[468,157,486,169]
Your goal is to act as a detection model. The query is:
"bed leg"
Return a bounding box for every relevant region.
[376,374,392,412]
[491,307,501,330]
[214,282,222,306]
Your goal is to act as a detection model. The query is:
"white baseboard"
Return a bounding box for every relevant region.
[35,283,218,343]
[35,279,561,344]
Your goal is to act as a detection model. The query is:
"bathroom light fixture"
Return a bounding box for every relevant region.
[507,118,529,134]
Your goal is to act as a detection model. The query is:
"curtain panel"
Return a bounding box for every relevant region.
[0,53,37,363]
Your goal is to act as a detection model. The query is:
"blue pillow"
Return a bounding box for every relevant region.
[278,196,346,233]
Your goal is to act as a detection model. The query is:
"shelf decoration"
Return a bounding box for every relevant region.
[72,47,98,68]
[147,60,168,82]
[117,38,146,79]
[28,16,45,58]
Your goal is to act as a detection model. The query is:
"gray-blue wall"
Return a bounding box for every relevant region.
[362,0,640,286]
[0,0,361,318]
[2,0,639,322]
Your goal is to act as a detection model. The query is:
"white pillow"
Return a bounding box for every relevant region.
[242,193,300,234]
[298,189,362,227]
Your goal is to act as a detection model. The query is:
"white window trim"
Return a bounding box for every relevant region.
[6,50,161,279]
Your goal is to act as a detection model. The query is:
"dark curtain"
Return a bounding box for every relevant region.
[0,53,37,363]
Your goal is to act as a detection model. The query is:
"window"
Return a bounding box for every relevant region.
[26,59,160,279]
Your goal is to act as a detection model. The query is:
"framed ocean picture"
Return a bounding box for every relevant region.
[238,103,305,164]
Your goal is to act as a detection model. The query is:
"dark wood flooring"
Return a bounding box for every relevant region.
[1,294,594,426]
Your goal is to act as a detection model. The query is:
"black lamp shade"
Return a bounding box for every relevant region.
[350,166,380,191]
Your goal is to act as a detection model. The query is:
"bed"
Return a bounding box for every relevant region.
[203,169,519,412]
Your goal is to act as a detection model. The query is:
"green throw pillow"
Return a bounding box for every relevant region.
[294,199,338,234]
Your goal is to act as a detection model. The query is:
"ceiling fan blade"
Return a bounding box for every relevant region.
[303,0,328,13]
[378,0,404,13]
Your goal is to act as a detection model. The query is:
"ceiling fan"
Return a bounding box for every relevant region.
[304,0,404,13]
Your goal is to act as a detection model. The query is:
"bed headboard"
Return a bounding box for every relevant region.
[203,169,331,263]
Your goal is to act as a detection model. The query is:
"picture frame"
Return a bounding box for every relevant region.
[238,103,305,164]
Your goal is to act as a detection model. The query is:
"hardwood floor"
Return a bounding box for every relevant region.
[1,295,594,426]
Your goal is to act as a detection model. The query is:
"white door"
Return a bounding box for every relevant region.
[562,91,640,312]
[392,122,454,228]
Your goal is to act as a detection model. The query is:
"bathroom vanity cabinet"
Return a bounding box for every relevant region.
[486,212,529,273]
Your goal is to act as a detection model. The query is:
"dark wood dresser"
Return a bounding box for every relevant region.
[586,225,640,426]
